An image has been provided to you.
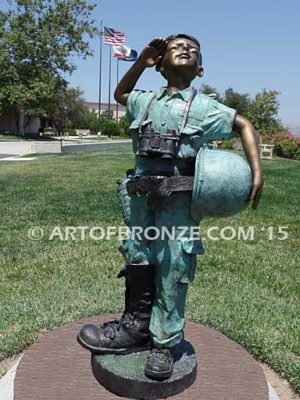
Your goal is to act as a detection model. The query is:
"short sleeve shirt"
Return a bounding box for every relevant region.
[126,87,236,167]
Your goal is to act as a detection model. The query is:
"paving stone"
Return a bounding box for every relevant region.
[14,315,269,400]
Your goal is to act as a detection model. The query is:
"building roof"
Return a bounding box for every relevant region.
[85,102,126,112]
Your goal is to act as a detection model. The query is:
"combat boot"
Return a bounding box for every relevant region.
[144,346,176,380]
[77,264,155,354]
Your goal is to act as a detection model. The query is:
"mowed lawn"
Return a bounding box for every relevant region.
[0,149,299,392]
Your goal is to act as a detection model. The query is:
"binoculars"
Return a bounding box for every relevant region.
[138,126,179,160]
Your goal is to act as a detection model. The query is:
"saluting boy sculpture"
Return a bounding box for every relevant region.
[78,34,263,381]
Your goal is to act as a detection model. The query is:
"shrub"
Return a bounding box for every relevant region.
[269,131,300,160]
[65,128,77,136]
[82,111,98,133]
[101,119,120,137]
[119,115,131,137]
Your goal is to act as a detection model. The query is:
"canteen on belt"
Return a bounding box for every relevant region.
[191,145,252,220]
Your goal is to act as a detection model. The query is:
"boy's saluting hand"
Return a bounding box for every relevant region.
[138,38,168,68]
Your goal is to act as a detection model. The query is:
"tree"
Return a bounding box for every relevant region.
[200,84,283,137]
[223,88,251,116]
[47,86,88,135]
[0,0,98,133]
[246,90,283,137]
[119,115,131,137]
[201,85,251,116]
[82,111,98,133]
[101,110,114,121]
[200,84,223,102]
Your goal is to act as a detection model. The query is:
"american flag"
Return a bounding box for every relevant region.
[103,27,126,45]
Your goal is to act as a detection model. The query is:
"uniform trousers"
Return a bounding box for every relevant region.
[119,191,203,348]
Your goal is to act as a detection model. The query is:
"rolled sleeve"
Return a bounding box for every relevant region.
[126,89,150,122]
[202,99,236,141]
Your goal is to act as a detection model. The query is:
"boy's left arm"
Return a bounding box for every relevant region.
[233,114,264,209]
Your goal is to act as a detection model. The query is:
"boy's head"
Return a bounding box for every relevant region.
[156,33,204,81]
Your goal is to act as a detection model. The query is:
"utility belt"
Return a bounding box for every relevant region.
[116,172,193,224]
[126,175,194,200]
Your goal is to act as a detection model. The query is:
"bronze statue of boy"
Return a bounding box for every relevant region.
[78,34,263,380]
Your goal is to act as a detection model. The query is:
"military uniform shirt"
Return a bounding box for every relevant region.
[127,87,237,166]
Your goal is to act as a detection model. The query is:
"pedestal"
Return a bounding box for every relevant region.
[92,339,197,399]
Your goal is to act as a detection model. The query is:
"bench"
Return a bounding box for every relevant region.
[259,144,275,159]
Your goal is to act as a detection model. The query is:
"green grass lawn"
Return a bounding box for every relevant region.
[0,149,299,392]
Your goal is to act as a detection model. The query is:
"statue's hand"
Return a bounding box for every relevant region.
[139,38,168,68]
[250,172,264,209]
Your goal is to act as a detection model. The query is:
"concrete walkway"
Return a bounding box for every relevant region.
[0,154,17,159]
[0,156,37,161]
[0,141,60,155]
[0,356,23,400]
[62,140,131,153]
[0,140,131,157]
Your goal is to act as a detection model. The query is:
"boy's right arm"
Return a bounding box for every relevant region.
[114,38,167,106]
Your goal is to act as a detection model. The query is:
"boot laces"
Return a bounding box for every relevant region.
[149,348,171,361]
[117,313,135,329]
[102,313,135,338]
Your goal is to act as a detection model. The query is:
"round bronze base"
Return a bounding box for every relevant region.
[91,340,197,399]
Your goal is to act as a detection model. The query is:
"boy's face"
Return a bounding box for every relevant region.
[161,37,201,77]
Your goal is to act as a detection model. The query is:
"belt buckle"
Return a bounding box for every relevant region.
[150,176,166,186]
[137,177,152,195]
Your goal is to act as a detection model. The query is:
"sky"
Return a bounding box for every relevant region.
[1,0,300,131]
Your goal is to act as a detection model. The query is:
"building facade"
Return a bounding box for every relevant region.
[0,102,126,135]
[85,102,126,122]
[0,112,40,135]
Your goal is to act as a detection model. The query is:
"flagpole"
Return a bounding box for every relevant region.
[98,19,103,133]
[116,58,119,123]
[108,45,112,119]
